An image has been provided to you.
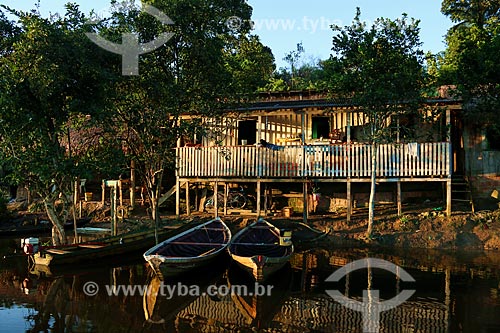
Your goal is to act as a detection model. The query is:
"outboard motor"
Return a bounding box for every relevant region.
[21,237,39,255]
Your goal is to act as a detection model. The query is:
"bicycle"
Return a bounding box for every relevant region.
[204,186,252,209]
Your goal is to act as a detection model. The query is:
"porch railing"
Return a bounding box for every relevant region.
[177,143,451,179]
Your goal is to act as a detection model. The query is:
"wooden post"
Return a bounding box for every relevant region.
[301,113,308,223]
[223,183,228,216]
[258,115,262,141]
[446,108,452,217]
[446,179,452,216]
[263,183,268,214]
[397,181,402,216]
[130,160,136,210]
[175,177,180,218]
[347,180,352,223]
[347,111,352,223]
[303,181,308,223]
[73,179,79,241]
[110,186,117,236]
[256,181,261,217]
[101,180,106,206]
[185,181,190,216]
[194,184,199,212]
[118,179,123,207]
[214,181,219,218]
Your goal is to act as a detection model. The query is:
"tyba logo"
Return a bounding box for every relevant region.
[325,258,416,333]
[86,3,174,75]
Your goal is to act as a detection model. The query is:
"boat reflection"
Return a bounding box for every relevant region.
[1,240,500,332]
[226,263,293,329]
[142,263,227,331]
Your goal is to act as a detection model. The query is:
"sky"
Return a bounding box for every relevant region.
[1,0,453,69]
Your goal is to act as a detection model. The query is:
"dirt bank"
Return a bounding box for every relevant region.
[4,201,500,251]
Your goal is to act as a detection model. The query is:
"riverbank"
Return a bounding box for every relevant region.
[3,200,500,251]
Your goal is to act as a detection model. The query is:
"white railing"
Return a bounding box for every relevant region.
[177,143,450,178]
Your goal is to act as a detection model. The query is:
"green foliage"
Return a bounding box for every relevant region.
[89,0,268,222]
[441,0,500,29]
[324,8,426,143]
[0,4,123,243]
[440,0,500,126]
[224,35,276,95]
[322,8,428,237]
[262,59,327,92]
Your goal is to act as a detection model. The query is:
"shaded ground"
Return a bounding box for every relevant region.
[3,200,500,251]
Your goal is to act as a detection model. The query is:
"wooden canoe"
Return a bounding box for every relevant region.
[33,221,198,266]
[228,218,294,282]
[143,217,231,278]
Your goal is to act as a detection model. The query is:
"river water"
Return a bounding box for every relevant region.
[1,236,499,333]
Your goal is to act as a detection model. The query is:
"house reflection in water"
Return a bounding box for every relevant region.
[1,247,499,332]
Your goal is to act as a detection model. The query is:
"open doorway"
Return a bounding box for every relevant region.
[238,120,257,145]
[312,117,330,139]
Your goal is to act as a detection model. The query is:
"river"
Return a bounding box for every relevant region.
[1,236,499,332]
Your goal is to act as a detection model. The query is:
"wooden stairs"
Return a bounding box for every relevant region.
[158,181,187,207]
[451,174,475,213]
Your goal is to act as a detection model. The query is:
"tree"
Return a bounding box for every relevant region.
[441,0,500,30]
[440,0,500,128]
[324,8,426,237]
[224,34,276,95]
[0,4,120,245]
[283,42,304,90]
[92,0,263,239]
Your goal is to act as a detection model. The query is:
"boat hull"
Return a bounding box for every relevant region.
[33,223,197,266]
[228,218,294,282]
[147,251,227,277]
[230,253,292,282]
[143,218,231,278]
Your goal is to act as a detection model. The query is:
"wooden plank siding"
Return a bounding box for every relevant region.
[177,142,451,179]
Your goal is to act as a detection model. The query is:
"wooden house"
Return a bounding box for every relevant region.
[174,91,462,220]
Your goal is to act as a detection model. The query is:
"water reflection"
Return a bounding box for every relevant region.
[1,239,499,332]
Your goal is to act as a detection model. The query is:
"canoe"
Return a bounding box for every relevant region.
[143,217,231,278]
[228,218,294,282]
[33,221,198,266]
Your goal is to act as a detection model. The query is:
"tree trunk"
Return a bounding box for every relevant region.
[45,201,67,245]
[148,169,164,245]
[367,143,378,238]
[151,196,160,244]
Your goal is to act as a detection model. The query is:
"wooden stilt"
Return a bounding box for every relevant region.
[214,181,219,218]
[446,178,452,216]
[118,179,123,207]
[175,177,180,218]
[224,183,228,216]
[347,180,352,223]
[397,181,402,216]
[194,184,199,212]
[256,181,261,217]
[185,181,190,216]
[101,180,106,207]
[263,183,268,215]
[303,181,308,223]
